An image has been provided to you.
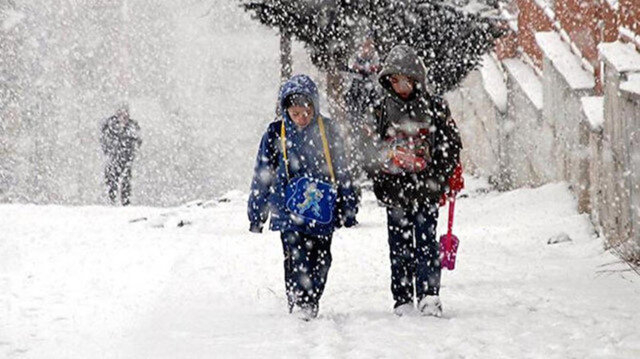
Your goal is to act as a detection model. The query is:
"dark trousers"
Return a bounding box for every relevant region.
[280,231,333,311]
[105,159,133,206]
[386,204,440,306]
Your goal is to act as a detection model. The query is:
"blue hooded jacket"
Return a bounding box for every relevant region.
[248,75,358,235]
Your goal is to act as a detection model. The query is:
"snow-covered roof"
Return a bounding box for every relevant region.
[535,32,595,90]
[479,55,507,113]
[580,96,604,131]
[502,58,543,110]
[598,41,640,73]
[620,73,640,96]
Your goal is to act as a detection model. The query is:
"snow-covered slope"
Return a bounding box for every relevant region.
[2,178,639,358]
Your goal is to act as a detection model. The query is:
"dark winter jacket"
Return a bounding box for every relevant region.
[344,74,379,174]
[370,45,462,209]
[100,116,142,162]
[345,52,380,120]
[345,75,378,127]
[248,74,358,234]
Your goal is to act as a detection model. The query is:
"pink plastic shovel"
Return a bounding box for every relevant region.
[440,195,459,270]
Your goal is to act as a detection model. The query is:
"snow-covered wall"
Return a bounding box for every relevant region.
[597,42,640,260]
[445,58,503,183]
[503,57,550,188]
[450,38,640,262]
[537,32,595,210]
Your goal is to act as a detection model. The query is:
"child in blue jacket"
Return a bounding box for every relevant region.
[248,74,357,321]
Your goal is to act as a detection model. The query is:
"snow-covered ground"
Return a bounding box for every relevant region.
[2,178,639,358]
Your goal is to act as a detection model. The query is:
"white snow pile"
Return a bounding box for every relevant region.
[503,58,543,110]
[1,9,24,31]
[621,73,640,95]
[479,54,508,113]
[581,96,604,130]
[2,178,639,358]
[535,31,595,90]
[599,41,640,73]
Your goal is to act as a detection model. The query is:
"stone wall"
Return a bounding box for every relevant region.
[446,68,503,184]
[449,39,640,262]
[537,32,595,213]
[503,58,549,189]
[599,42,640,260]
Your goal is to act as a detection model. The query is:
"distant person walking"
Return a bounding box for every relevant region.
[344,36,380,186]
[100,103,142,206]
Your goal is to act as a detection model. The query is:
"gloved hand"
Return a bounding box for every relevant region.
[249,223,263,233]
[439,163,464,207]
[342,216,358,228]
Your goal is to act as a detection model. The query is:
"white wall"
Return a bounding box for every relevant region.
[449,40,640,261]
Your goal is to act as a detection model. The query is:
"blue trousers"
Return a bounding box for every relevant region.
[386,204,440,306]
[281,231,333,310]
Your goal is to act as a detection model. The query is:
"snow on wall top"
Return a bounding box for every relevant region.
[598,41,640,73]
[605,0,619,11]
[479,55,508,113]
[535,32,595,90]
[580,96,604,131]
[502,58,543,111]
[501,9,518,33]
[620,73,640,96]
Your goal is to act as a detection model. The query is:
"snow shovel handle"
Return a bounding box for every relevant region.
[447,193,455,238]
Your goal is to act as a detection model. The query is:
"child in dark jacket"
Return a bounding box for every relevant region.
[367,45,462,317]
[248,74,358,321]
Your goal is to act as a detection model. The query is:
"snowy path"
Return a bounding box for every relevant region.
[2,178,639,358]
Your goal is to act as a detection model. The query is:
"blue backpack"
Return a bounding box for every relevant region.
[281,117,337,234]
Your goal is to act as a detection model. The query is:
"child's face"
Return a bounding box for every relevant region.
[361,38,375,58]
[389,74,415,99]
[116,109,129,122]
[287,105,314,128]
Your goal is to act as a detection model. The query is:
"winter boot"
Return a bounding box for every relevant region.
[418,295,442,317]
[107,187,118,205]
[287,303,294,314]
[293,304,318,321]
[287,294,295,314]
[393,302,415,317]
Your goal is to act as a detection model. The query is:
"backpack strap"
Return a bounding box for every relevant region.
[280,117,336,184]
[317,117,336,185]
[280,121,290,179]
